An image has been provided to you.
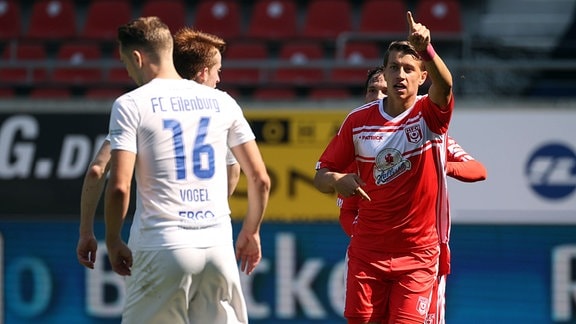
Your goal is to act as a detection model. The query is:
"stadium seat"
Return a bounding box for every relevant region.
[105,46,133,85]
[359,0,406,34]
[82,0,132,41]
[141,0,186,33]
[308,88,351,100]
[51,43,103,85]
[272,42,325,85]
[415,0,463,34]
[301,0,352,39]
[252,88,297,101]
[0,0,21,40]
[29,87,71,99]
[222,42,268,85]
[0,88,15,98]
[246,0,298,40]
[85,87,125,99]
[26,0,77,40]
[194,0,242,40]
[331,42,380,84]
[0,43,48,83]
[217,86,241,99]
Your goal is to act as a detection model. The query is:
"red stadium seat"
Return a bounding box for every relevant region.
[106,46,133,85]
[301,0,351,39]
[0,43,48,83]
[194,0,242,40]
[85,87,125,99]
[82,0,132,41]
[52,43,103,85]
[0,88,15,98]
[253,88,296,100]
[141,0,186,33]
[272,42,325,85]
[222,42,268,85]
[415,0,463,34]
[359,0,406,34]
[0,0,21,40]
[331,42,380,84]
[217,86,241,99]
[29,87,71,99]
[26,0,77,40]
[246,0,298,40]
[308,88,351,100]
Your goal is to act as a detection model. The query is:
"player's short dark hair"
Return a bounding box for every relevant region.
[382,40,422,69]
[365,66,384,90]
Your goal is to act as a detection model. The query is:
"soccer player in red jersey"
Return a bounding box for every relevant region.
[337,66,487,324]
[314,12,455,323]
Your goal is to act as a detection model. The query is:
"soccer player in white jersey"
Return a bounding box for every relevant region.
[102,17,270,324]
[77,28,242,269]
[314,12,455,323]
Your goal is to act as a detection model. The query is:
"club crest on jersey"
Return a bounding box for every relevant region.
[417,296,429,316]
[405,124,423,143]
[373,148,412,185]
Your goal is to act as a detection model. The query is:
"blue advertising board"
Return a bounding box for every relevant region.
[1,221,576,324]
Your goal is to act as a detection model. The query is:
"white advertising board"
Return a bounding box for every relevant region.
[447,108,576,223]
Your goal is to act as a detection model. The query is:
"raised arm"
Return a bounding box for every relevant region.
[407,11,453,108]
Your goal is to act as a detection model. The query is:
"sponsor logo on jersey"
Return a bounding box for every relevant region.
[405,124,423,144]
[373,148,411,185]
[525,142,576,200]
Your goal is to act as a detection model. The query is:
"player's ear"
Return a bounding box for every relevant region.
[196,67,209,84]
[132,50,143,69]
[419,71,428,85]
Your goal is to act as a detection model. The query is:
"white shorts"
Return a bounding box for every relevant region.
[121,246,248,324]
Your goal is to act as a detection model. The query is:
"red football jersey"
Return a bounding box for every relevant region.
[317,95,453,252]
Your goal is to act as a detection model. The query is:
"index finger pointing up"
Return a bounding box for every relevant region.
[407,11,415,31]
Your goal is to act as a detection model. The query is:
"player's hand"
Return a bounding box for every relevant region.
[77,234,98,269]
[407,11,430,51]
[235,229,262,275]
[334,173,371,200]
[106,238,132,276]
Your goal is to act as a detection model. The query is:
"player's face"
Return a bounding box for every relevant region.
[365,73,387,103]
[384,50,427,100]
[202,51,222,88]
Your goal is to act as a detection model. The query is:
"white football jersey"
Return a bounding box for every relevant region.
[108,78,255,250]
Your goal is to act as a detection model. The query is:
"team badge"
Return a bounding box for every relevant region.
[373,148,411,185]
[417,296,429,316]
[405,124,423,143]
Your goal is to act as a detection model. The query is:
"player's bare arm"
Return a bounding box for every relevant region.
[407,11,453,108]
[104,149,135,276]
[227,163,241,196]
[230,140,271,275]
[77,140,111,269]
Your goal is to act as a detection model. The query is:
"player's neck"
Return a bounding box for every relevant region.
[384,96,415,117]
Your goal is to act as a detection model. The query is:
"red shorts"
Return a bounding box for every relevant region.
[345,245,439,324]
[425,274,447,324]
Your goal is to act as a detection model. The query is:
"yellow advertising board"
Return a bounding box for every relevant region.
[229,109,349,222]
